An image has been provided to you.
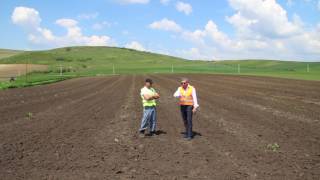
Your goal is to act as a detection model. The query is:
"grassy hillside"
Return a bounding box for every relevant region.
[0,46,189,75]
[215,60,320,80]
[0,49,23,59]
[0,46,319,89]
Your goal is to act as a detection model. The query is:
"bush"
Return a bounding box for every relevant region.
[8,85,18,89]
[56,57,73,62]
[78,58,92,62]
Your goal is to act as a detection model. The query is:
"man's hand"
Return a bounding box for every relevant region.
[153,93,160,99]
[192,107,197,113]
[143,93,160,100]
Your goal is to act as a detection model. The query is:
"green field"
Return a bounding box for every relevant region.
[0,46,319,89]
[0,49,23,59]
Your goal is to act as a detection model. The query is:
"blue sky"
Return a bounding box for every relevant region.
[1,0,320,61]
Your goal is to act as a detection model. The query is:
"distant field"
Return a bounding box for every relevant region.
[0,46,319,89]
[0,64,48,81]
[0,49,23,59]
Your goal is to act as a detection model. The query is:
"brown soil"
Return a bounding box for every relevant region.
[0,74,319,180]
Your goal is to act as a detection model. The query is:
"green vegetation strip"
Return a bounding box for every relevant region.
[0,46,319,90]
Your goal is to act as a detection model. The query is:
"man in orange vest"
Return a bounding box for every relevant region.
[173,78,199,140]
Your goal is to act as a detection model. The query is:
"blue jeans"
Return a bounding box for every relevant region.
[139,106,157,132]
[180,105,193,138]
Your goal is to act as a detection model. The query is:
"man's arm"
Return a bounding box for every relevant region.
[153,89,160,99]
[143,94,155,100]
[141,89,153,100]
[192,88,199,112]
[142,89,160,100]
[173,88,181,98]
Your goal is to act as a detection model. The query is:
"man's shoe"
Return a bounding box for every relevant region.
[146,131,155,137]
[139,130,145,137]
[139,130,145,134]
[186,137,193,141]
[183,134,188,138]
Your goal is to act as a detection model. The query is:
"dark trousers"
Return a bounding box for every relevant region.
[180,105,193,138]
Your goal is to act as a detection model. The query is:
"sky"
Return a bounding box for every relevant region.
[0,0,320,61]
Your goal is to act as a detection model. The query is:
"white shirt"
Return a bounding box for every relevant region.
[140,86,156,99]
[173,85,199,108]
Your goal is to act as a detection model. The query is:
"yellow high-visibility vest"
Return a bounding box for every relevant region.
[141,88,157,107]
[179,85,194,106]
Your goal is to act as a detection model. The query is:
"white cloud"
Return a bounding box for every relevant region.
[177,47,216,60]
[318,0,320,11]
[84,36,113,46]
[116,0,149,4]
[204,21,235,48]
[160,0,171,5]
[92,21,111,30]
[182,30,206,45]
[12,7,41,30]
[56,19,78,27]
[227,0,301,38]
[125,41,146,51]
[153,0,320,60]
[12,7,116,47]
[122,30,130,35]
[149,18,182,32]
[77,12,99,20]
[287,0,294,6]
[223,0,319,60]
[176,1,193,15]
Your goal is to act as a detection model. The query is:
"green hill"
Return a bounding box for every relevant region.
[0,49,23,59]
[0,46,319,89]
[0,46,189,75]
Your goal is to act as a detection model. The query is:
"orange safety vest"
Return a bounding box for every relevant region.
[179,85,194,106]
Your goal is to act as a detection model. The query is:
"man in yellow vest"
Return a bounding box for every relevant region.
[139,78,160,137]
[173,78,199,140]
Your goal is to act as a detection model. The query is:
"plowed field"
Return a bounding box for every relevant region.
[1,74,319,179]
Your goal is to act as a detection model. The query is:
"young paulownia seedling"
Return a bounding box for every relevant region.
[26,112,33,119]
[267,143,280,152]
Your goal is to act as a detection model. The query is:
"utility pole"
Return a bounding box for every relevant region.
[25,58,28,83]
[113,64,115,75]
[59,65,63,77]
[307,64,310,73]
[238,64,241,74]
[171,64,174,73]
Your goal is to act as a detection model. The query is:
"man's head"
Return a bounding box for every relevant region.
[145,78,153,88]
[181,78,189,89]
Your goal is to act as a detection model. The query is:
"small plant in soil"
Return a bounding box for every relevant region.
[267,143,280,152]
[26,112,33,119]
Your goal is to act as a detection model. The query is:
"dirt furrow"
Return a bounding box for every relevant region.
[0,74,319,179]
[154,74,320,179]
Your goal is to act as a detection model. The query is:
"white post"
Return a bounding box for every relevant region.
[113,64,115,75]
[238,64,241,74]
[307,64,310,73]
[171,64,174,73]
[25,59,28,83]
[59,65,63,77]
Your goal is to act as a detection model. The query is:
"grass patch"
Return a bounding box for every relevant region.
[0,72,72,90]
